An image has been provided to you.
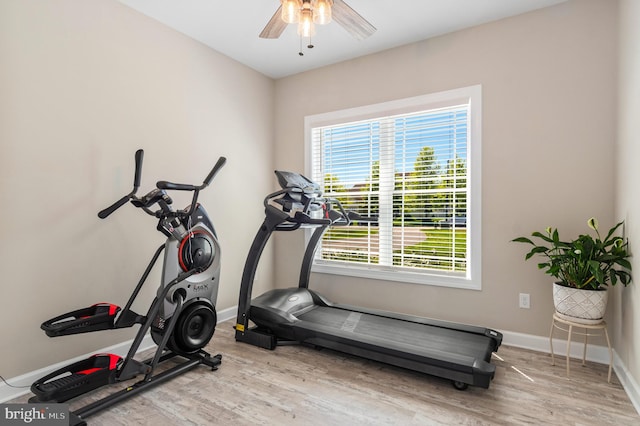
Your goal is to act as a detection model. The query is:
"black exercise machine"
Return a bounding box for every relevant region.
[235,170,502,390]
[29,150,226,425]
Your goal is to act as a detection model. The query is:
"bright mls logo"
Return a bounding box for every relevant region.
[0,404,68,425]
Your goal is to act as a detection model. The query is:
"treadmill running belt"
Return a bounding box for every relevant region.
[297,306,493,361]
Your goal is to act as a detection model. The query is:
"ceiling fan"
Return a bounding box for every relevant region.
[260,0,376,55]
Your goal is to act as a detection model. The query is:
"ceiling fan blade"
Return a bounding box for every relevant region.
[260,6,288,39]
[332,0,376,41]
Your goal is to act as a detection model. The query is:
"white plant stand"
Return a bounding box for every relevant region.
[549,312,612,383]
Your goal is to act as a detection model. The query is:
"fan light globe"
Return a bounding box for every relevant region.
[313,0,333,25]
[281,0,302,24]
[297,8,316,37]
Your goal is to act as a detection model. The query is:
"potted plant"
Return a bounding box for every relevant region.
[513,218,632,323]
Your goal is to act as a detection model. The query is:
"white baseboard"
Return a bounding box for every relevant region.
[216,305,237,324]
[502,329,612,364]
[0,305,238,404]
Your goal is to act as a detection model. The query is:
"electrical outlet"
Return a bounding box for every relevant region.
[519,293,531,309]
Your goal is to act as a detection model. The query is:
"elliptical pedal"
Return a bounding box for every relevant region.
[30,354,122,403]
[40,303,123,337]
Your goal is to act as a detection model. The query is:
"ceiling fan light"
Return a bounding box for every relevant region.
[281,0,302,24]
[313,0,332,25]
[297,8,316,37]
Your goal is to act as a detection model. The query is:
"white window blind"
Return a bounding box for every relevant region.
[306,86,481,289]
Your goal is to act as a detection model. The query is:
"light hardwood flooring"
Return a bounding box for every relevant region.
[11,321,639,425]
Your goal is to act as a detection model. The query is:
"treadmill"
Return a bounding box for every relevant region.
[235,171,502,390]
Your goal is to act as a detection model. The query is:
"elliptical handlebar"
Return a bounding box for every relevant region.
[98,150,144,219]
[203,156,227,188]
[157,156,227,192]
[97,195,130,219]
[155,181,197,191]
[133,149,143,189]
[98,150,226,220]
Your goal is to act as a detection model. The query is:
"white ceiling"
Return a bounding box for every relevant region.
[118,0,567,79]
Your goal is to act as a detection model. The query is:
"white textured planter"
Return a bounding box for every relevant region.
[552,282,608,325]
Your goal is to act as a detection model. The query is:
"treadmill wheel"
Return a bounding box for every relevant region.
[452,381,469,391]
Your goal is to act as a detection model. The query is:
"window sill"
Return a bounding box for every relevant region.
[311,262,482,290]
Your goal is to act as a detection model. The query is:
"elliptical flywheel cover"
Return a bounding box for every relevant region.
[178,230,215,272]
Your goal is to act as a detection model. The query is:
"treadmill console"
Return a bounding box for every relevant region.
[274,171,321,196]
[273,171,324,218]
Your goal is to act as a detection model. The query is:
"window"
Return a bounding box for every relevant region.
[305,85,481,290]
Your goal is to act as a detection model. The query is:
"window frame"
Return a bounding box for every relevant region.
[304,85,482,290]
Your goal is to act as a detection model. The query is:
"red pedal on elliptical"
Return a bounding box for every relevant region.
[31,354,123,403]
[40,303,121,337]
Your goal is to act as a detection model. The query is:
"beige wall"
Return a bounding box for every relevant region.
[2,0,635,395]
[0,0,275,377]
[274,0,618,337]
[615,0,640,387]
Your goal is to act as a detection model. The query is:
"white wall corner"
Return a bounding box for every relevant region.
[503,330,640,415]
[613,351,640,415]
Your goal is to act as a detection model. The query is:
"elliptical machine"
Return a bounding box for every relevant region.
[29,150,226,426]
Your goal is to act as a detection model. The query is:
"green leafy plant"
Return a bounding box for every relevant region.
[512,218,632,290]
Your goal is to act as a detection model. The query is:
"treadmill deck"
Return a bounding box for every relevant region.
[243,288,502,388]
[297,306,495,362]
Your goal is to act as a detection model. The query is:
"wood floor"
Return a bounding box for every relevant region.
[11,321,639,425]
